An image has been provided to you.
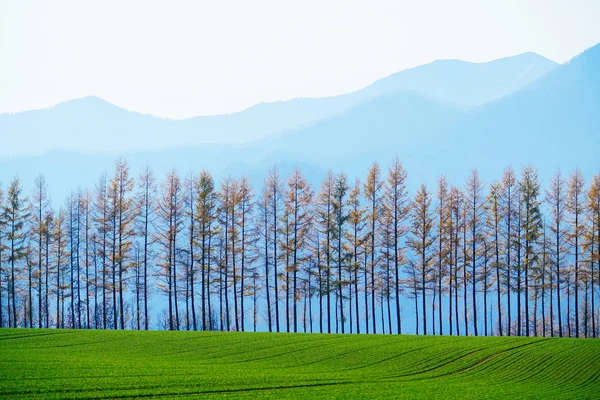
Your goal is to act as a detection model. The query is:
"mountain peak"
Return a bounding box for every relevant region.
[357,51,558,109]
[53,95,117,110]
[510,51,556,62]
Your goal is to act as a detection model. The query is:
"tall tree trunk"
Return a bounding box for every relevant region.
[575,209,579,338]
[338,220,344,334]
[190,212,196,331]
[144,186,150,331]
[364,252,368,334]
[273,189,280,333]
[422,236,427,335]
[112,209,117,330]
[45,230,50,328]
[293,197,298,333]
[56,250,61,329]
[76,196,81,329]
[449,227,453,336]
[231,205,238,332]
[85,207,90,328]
[495,213,502,336]
[207,232,213,330]
[463,223,468,336]
[507,186,512,337]
[264,217,271,332]
[355,242,361,334]
[38,197,43,328]
[168,221,173,331]
[525,239,530,337]
[454,226,459,336]
[472,213,478,337]
[241,201,246,333]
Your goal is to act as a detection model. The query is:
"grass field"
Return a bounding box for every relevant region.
[0,329,599,399]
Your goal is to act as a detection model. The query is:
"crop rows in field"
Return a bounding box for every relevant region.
[0,329,598,399]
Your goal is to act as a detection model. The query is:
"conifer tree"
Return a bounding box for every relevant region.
[586,174,600,338]
[30,174,49,328]
[465,169,485,336]
[281,197,292,332]
[184,173,196,330]
[448,186,464,335]
[519,166,543,337]
[156,169,184,330]
[137,166,156,330]
[53,207,69,328]
[43,208,53,328]
[347,178,366,334]
[237,176,255,332]
[435,176,450,335]
[67,192,80,329]
[112,159,137,330]
[0,185,5,328]
[256,184,273,332]
[385,160,410,334]
[539,220,549,337]
[486,181,503,335]
[514,186,524,336]
[408,184,436,335]
[194,171,217,330]
[315,171,335,333]
[545,170,567,337]
[461,193,471,336]
[108,177,119,329]
[90,231,98,328]
[81,190,92,328]
[4,177,30,327]
[364,163,384,334]
[332,172,349,333]
[93,172,110,329]
[380,206,395,334]
[501,167,517,335]
[566,168,585,337]
[218,178,238,331]
[266,166,283,332]
[480,224,493,336]
[284,169,313,333]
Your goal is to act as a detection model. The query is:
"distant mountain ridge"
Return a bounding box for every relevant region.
[0,51,557,157]
[4,42,599,206]
[252,43,600,184]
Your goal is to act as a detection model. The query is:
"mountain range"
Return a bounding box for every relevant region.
[1,43,598,201]
[0,51,557,156]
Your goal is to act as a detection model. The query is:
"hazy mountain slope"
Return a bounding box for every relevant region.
[1,41,596,203]
[0,92,460,201]
[445,42,600,180]
[0,52,556,157]
[3,43,598,202]
[254,92,464,183]
[355,52,557,108]
[258,44,599,185]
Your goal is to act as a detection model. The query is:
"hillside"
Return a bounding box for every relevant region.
[446,41,600,181]
[1,44,597,201]
[249,43,600,185]
[355,52,557,108]
[0,92,462,200]
[0,329,598,399]
[0,52,556,157]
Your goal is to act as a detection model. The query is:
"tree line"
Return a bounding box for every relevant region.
[0,158,598,338]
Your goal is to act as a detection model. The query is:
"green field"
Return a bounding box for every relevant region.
[0,329,598,399]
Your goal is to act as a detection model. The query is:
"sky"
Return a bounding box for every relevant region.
[1,0,600,119]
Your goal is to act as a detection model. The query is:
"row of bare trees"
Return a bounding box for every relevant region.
[0,159,598,337]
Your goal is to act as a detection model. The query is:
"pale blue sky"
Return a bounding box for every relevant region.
[1,0,600,118]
